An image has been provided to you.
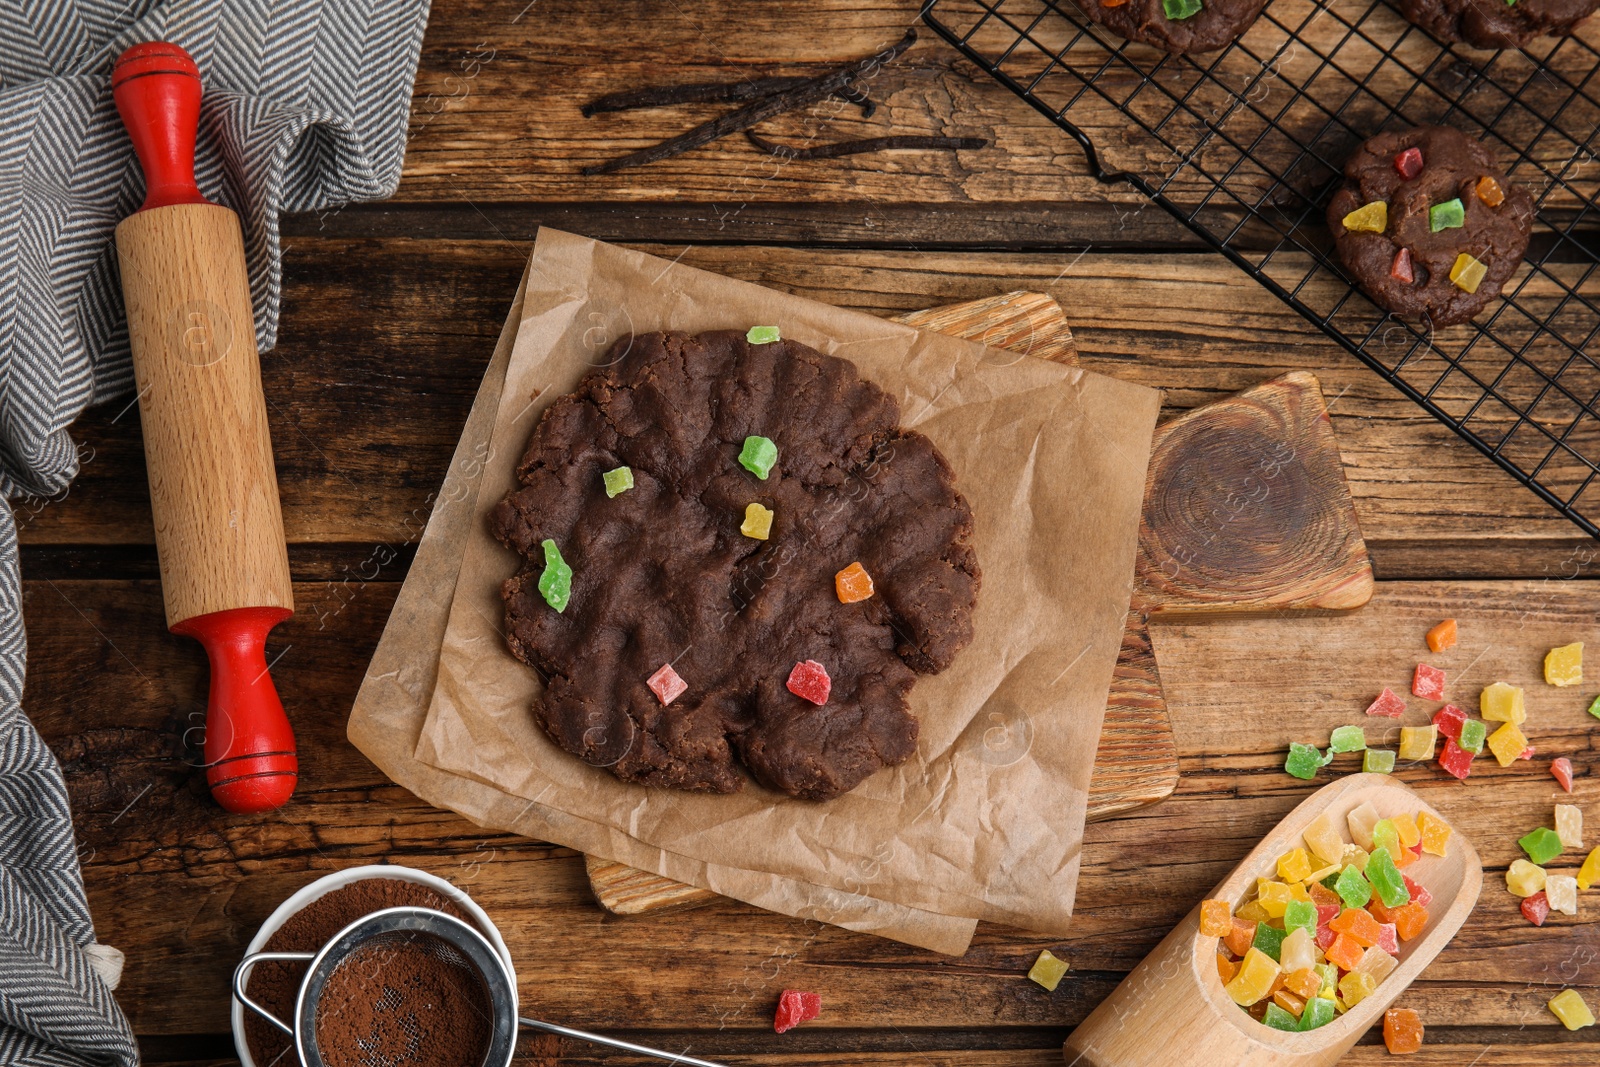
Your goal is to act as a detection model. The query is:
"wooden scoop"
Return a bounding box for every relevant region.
[1063,773,1481,1067]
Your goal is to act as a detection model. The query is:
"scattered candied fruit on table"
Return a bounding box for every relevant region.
[1506,858,1546,898]
[1552,757,1575,793]
[1522,890,1552,927]
[1545,874,1578,916]
[1200,899,1232,937]
[1544,642,1584,687]
[1578,846,1600,891]
[1412,663,1446,701]
[1487,721,1530,767]
[1384,1007,1425,1054]
[738,435,779,480]
[1425,618,1457,652]
[1480,681,1525,724]
[1329,724,1366,753]
[1520,826,1564,865]
[1399,725,1437,762]
[1364,749,1396,774]
[785,659,831,706]
[1457,717,1486,755]
[1285,742,1323,780]
[1027,949,1070,991]
[1367,687,1407,718]
[1433,704,1466,740]
[773,989,820,1033]
[1438,737,1475,781]
[1556,804,1584,849]
[646,663,688,706]
[834,561,874,604]
[1548,989,1596,1030]
[741,501,774,540]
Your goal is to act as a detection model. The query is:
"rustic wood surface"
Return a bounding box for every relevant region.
[28,1,1600,1065]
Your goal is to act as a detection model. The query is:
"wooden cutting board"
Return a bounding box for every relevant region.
[584,291,1374,915]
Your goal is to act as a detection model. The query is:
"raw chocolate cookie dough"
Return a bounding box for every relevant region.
[1074,0,1268,54]
[1328,125,1533,328]
[1395,0,1600,48]
[490,330,980,801]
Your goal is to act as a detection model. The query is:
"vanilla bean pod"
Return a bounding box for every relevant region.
[582,77,876,119]
[581,28,916,175]
[744,129,985,160]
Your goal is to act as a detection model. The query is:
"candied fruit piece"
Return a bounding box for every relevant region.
[1298,996,1335,1032]
[1458,718,1487,754]
[1218,953,1238,984]
[1399,725,1437,762]
[1325,932,1364,971]
[1200,899,1232,937]
[646,663,689,706]
[1405,873,1433,906]
[1162,0,1203,18]
[1487,721,1530,768]
[1342,201,1388,232]
[1426,618,1457,652]
[1339,970,1377,1007]
[1329,907,1382,947]
[1394,813,1421,850]
[774,989,820,1032]
[1480,682,1525,724]
[741,501,774,540]
[1553,757,1575,793]
[1546,874,1578,916]
[1224,917,1257,957]
[1413,663,1446,700]
[1394,146,1424,179]
[1283,900,1317,939]
[1372,818,1400,858]
[1357,944,1398,981]
[739,435,778,480]
[1303,811,1347,867]
[1391,247,1415,283]
[1279,927,1314,973]
[537,538,573,612]
[1449,253,1487,293]
[1257,881,1293,919]
[1438,737,1474,780]
[1262,1002,1299,1031]
[1366,688,1406,718]
[1329,725,1366,753]
[834,561,874,604]
[1556,804,1584,849]
[1364,749,1396,774]
[1475,175,1505,207]
[1548,989,1596,1030]
[1589,694,1600,721]
[1285,742,1323,780]
[1545,642,1584,687]
[1237,900,1271,924]
[1367,849,1410,908]
[1273,989,1306,1018]
[602,465,633,498]
[1225,947,1280,1006]
[1285,967,1322,1000]
[786,659,831,705]
[1384,1007,1425,1054]
[1506,858,1546,898]
[1391,902,1429,941]
[1429,198,1465,231]
[1434,704,1466,740]
[1252,922,1287,962]
[1335,865,1372,909]
[1579,846,1600,891]
[747,325,781,345]
[1028,950,1070,991]
[1523,890,1551,926]
[1376,923,1399,956]
[1277,848,1312,883]
[1348,801,1382,850]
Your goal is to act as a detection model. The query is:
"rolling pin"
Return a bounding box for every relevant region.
[112,42,297,813]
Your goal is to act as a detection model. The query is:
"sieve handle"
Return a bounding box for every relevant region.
[519,1017,728,1067]
[234,951,315,1036]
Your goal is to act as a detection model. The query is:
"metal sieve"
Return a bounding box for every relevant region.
[234,906,726,1067]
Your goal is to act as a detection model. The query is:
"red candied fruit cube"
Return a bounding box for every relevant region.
[1394,146,1424,179]
[1412,663,1446,701]
[646,663,688,706]
[786,660,832,706]
[1367,687,1407,718]
[1521,891,1551,927]
[1553,757,1575,793]
[1403,874,1433,909]
[1377,922,1399,955]
[1519,746,1535,761]
[1438,737,1474,781]
[1314,924,1338,951]
[774,989,821,1033]
[1432,704,1466,742]
[1391,247,1415,283]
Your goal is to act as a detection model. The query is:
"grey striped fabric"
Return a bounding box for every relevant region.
[0,2,431,1063]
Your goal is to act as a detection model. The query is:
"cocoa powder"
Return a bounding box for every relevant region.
[243,877,489,1067]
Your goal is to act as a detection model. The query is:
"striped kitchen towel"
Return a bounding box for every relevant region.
[0,1,430,1062]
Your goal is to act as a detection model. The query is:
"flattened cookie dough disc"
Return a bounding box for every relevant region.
[1072,0,1268,54]
[1395,0,1600,48]
[1328,125,1533,328]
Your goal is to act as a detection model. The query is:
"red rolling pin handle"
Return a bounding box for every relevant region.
[113,43,297,814]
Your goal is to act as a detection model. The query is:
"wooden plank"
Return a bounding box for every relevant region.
[35,241,1596,574]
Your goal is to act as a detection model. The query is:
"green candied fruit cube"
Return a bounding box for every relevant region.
[1283,899,1317,938]
[1588,693,1600,720]
[602,465,633,498]
[1298,996,1336,1031]
[1366,847,1410,908]
[746,325,781,345]
[1459,717,1487,754]
[1371,818,1399,856]
[1430,198,1466,232]
[1363,749,1396,774]
[537,538,573,613]
[1285,742,1323,780]
[1329,725,1367,753]
[1335,864,1373,909]
[1315,963,1338,998]
[738,435,778,480]
[1263,1003,1299,1032]
[1320,870,1342,892]
[1163,0,1203,18]
[1252,922,1287,962]
[1519,825,1565,865]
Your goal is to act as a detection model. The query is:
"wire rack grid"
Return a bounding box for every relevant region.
[923,0,1600,537]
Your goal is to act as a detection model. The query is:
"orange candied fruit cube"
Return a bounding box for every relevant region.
[1475,176,1505,208]
[1223,917,1257,958]
[1326,932,1366,972]
[1384,1007,1425,1054]
[1329,907,1384,947]
[1426,618,1457,653]
[1285,967,1322,1000]
[1274,990,1306,1018]
[1217,952,1238,984]
[834,561,875,604]
[1200,899,1232,937]
[1391,903,1429,942]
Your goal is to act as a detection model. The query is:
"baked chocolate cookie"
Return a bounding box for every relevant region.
[490,330,980,801]
[1073,0,1268,53]
[1395,0,1600,48]
[1327,125,1534,328]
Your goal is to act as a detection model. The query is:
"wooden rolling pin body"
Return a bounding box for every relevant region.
[116,204,293,625]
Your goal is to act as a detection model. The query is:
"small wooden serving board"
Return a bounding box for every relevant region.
[584,291,1374,916]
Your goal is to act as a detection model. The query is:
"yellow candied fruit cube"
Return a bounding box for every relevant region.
[1579,846,1600,891]
[1507,858,1547,898]
[1449,252,1488,294]
[1277,848,1313,884]
[1487,721,1530,767]
[1303,811,1347,868]
[1548,989,1596,1031]
[1200,899,1232,937]
[1557,804,1584,850]
[1480,681,1526,724]
[1225,947,1281,1007]
[1341,844,1370,872]
[1287,882,1312,904]
[1417,811,1452,857]
[1028,949,1070,991]
[1342,201,1388,233]
[1258,880,1294,919]
[1399,724,1437,762]
[1237,899,1272,923]
[1393,812,1422,850]
[1545,642,1584,687]
[1339,970,1378,1007]
[740,502,773,540]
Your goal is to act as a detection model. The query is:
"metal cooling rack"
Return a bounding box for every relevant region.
[922,0,1600,537]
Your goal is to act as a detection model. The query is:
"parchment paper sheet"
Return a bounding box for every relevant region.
[409,229,1159,936]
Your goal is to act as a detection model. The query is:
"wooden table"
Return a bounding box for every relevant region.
[35,3,1599,1064]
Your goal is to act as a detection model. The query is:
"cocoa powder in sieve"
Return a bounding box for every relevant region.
[242,876,488,1067]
